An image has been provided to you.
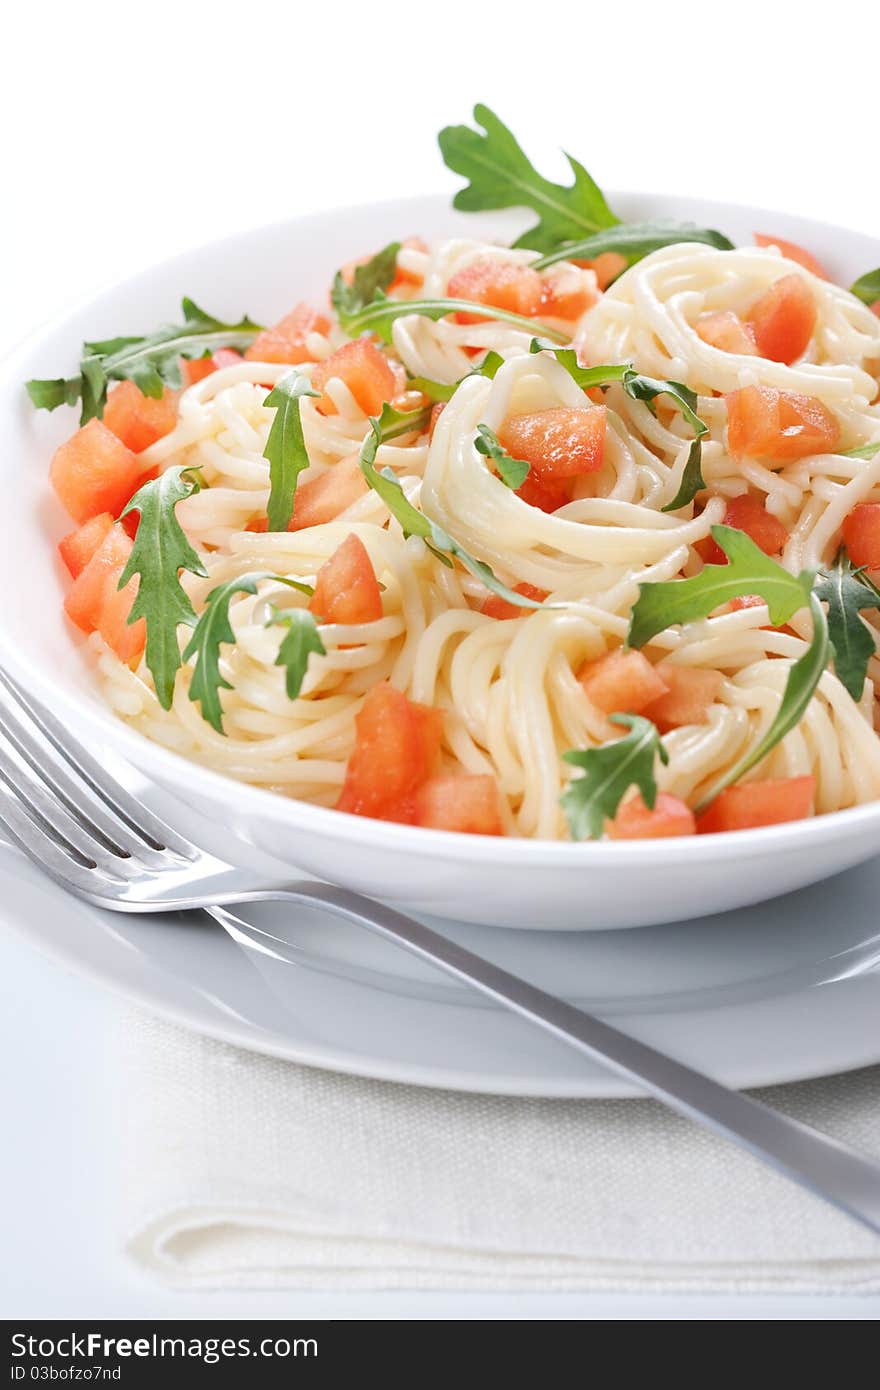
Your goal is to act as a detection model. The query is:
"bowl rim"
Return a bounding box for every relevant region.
[4,188,880,866]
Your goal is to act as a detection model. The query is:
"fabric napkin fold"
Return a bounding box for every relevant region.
[119,1010,880,1292]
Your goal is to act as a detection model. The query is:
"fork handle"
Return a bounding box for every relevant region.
[209,883,880,1238]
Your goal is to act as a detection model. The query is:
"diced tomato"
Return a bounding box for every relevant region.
[248,456,368,534]
[754,233,829,281]
[213,347,244,369]
[244,303,330,365]
[578,649,669,715]
[607,792,696,840]
[447,257,543,324]
[842,503,880,570]
[539,265,597,320]
[428,402,446,441]
[336,683,443,819]
[97,575,145,667]
[697,775,815,834]
[179,348,244,386]
[62,523,144,666]
[498,406,606,480]
[414,774,504,835]
[102,382,177,454]
[311,339,399,417]
[729,593,767,613]
[726,385,839,462]
[50,419,156,525]
[871,301,880,319]
[578,251,628,290]
[290,455,368,531]
[58,512,114,578]
[308,534,383,625]
[699,493,789,566]
[695,310,758,356]
[514,470,572,513]
[180,355,217,386]
[643,665,722,732]
[746,274,816,365]
[480,583,549,620]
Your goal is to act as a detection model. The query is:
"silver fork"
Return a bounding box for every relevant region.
[0,663,879,1238]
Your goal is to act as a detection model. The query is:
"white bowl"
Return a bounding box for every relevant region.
[2,192,879,931]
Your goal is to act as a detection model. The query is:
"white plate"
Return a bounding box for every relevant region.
[3,195,880,929]
[3,764,878,1098]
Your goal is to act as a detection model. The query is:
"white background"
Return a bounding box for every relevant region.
[1,0,878,1320]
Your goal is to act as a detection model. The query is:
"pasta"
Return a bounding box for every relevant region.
[47,228,880,840]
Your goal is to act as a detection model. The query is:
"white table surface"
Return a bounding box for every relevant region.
[3,0,880,1321]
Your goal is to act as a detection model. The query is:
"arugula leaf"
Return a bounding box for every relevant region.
[815,549,880,700]
[26,297,262,424]
[474,424,529,489]
[118,466,208,710]
[628,525,815,648]
[530,343,708,508]
[438,104,618,253]
[359,404,547,609]
[408,350,505,402]
[339,292,568,346]
[694,593,830,813]
[262,372,318,531]
[267,607,326,700]
[331,242,401,326]
[850,268,880,306]
[531,220,734,272]
[183,572,315,732]
[183,575,261,733]
[561,714,668,840]
[841,441,880,460]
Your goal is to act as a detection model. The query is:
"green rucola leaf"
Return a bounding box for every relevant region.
[182,572,315,732]
[628,526,815,648]
[474,423,529,489]
[438,103,618,253]
[183,574,262,733]
[694,593,830,813]
[262,372,319,531]
[340,293,568,346]
[561,714,668,841]
[331,242,401,329]
[268,607,327,700]
[118,466,208,710]
[408,350,506,402]
[531,220,734,271]
[26,297,262,425]
[850,268,880,306]
[841,441,880,460]
[358,405,548,610]
[815,549,880,700]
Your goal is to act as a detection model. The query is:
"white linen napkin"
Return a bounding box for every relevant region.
[119,1010,880,1292]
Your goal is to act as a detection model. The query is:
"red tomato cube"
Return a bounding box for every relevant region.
[498,406,606,480]
[699,493,789,566]
[480,583,549,621]
[643,666,722,732]
[58,512,115,578]
[414,774,504,835]
[336,683,444,819]
[746,274,816,365]
[244,303,330,365]
[578,649,669,715]
[695,311,758,356]
[311,339,399,417]
[607,792,696,840]
[697,775,815,833]
[309,534,383,626]
[447,256,543,324]
[103,382,178,453]
[50,419,155,525]
[726,385,839,462]
[842,503,880,570]
[753,233,829,280]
